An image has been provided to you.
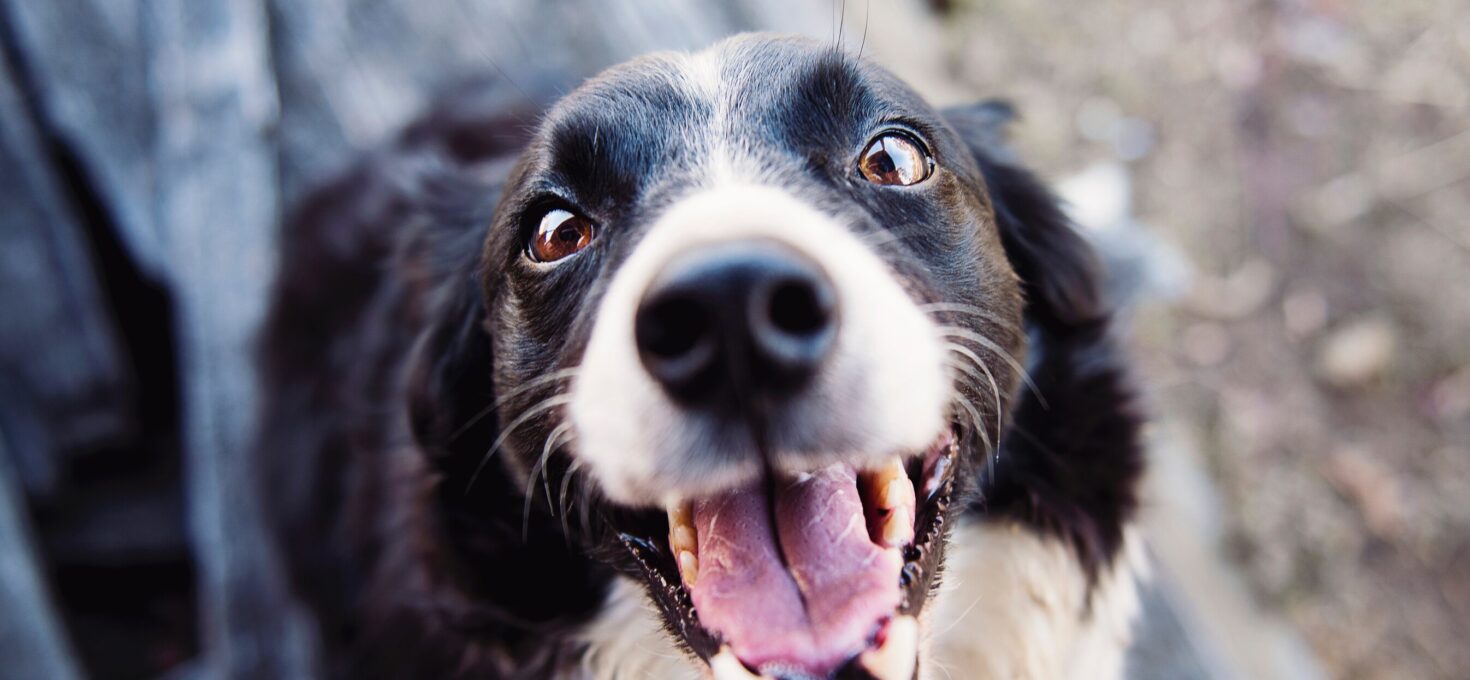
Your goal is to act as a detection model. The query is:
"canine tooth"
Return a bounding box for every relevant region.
[880,507,913,547]
[671,525,697,553]
[859,615,919,680]
[710,646,771,679]
[668,502,693,529]
[882,477,914,511]
[863,458,908,507]
[668,503,697,551]
[677,550,699,586]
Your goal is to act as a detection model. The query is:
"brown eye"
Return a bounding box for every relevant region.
[529,208,597,263]
[858,132,933,186]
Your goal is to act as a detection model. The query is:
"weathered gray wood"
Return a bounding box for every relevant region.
[147,0,316,677]
[0,18,132,503]
[1126,573,1217,680]
[0,0,162,280]
[266,0,833,202]
[0,437,83,680]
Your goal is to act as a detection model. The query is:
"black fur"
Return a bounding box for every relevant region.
[945,102,1144,582]
[256,38,1142,678]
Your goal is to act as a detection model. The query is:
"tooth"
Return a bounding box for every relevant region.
[859,615,919,680]
[871,458,905,496]
[710,646,772,679]
[668,503,700,586]
[668,502,693,531]
[668,503,697,551]
[863,458,910,509]
[882,477,914,510]
[671,525,697,553]
[677,550,699,586]
[880,506,913,548]
[862,457,917,547]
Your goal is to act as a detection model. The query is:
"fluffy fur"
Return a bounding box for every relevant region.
[255,34,1144,679]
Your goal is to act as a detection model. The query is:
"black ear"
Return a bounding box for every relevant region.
[944,101,1104,329]
[405,265,498,464]
[943,102,1143,585]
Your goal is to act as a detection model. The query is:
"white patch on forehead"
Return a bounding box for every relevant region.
[672,46,749,187]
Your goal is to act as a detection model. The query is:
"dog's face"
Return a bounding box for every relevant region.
[478,35,1025,679]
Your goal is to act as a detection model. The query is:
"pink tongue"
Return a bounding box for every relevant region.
[689,464,903,677]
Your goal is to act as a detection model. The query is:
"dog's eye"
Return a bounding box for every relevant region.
[529,208,597,263]
[858,132,933,186]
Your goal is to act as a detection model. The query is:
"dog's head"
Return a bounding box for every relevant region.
[412,34,1101,680]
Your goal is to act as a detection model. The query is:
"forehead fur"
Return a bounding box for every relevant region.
[532,33,941,200]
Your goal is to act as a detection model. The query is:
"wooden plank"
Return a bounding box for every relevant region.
[266,0,833,201]
[0,438,83,680]
[146,0,316,677]
[0,0,163,280]
[0,11,132,503]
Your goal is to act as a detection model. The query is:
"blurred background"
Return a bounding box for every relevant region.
[0,0,1464,678]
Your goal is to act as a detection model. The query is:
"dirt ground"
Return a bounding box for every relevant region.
[924,1,1470,677]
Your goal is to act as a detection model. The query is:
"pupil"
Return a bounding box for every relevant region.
[556,224,580,243]
[871,150,897,175]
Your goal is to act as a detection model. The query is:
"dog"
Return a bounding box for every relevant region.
[256,33,1145,680]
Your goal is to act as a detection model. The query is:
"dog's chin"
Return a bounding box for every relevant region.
[610,427,961,680]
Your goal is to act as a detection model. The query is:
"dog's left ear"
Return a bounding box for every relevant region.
[943,101,1104,329]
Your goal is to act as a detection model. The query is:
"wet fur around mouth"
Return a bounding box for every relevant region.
[254,38,1144,680]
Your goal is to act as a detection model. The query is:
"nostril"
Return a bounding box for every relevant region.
[639,296,708,360]
[636,241,839,405]
[767,279,830,337]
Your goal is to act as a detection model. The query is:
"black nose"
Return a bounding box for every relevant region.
[635,241,838,408]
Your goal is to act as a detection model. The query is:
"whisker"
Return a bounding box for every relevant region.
[577,476,594,537]
[946,346,1005,440]
[837,0,847,51]
[933,590,987,640]
[559,458,584,540]
[522,421,574,541]
[465,394,573,493]
[449,367,579,442]
[920,302,1010,329]
[952,394,997,486]
[944,343,1004,444]
[936,325,1048,409]
[540,423,573,510]
[945,342,995,391]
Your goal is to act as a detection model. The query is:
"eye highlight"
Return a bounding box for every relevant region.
[858,131,934,187]
[528,208,597,263]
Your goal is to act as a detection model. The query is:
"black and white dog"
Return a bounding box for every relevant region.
[257,34,1144,680]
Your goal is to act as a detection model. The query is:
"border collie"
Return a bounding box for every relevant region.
[257,33,1145,680]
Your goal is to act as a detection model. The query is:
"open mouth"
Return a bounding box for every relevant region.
[620,430,960,680]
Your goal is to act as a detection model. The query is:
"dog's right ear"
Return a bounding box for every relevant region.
[944,101,1105,330]
[943,102,1143,582]
[405,265,498,461]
